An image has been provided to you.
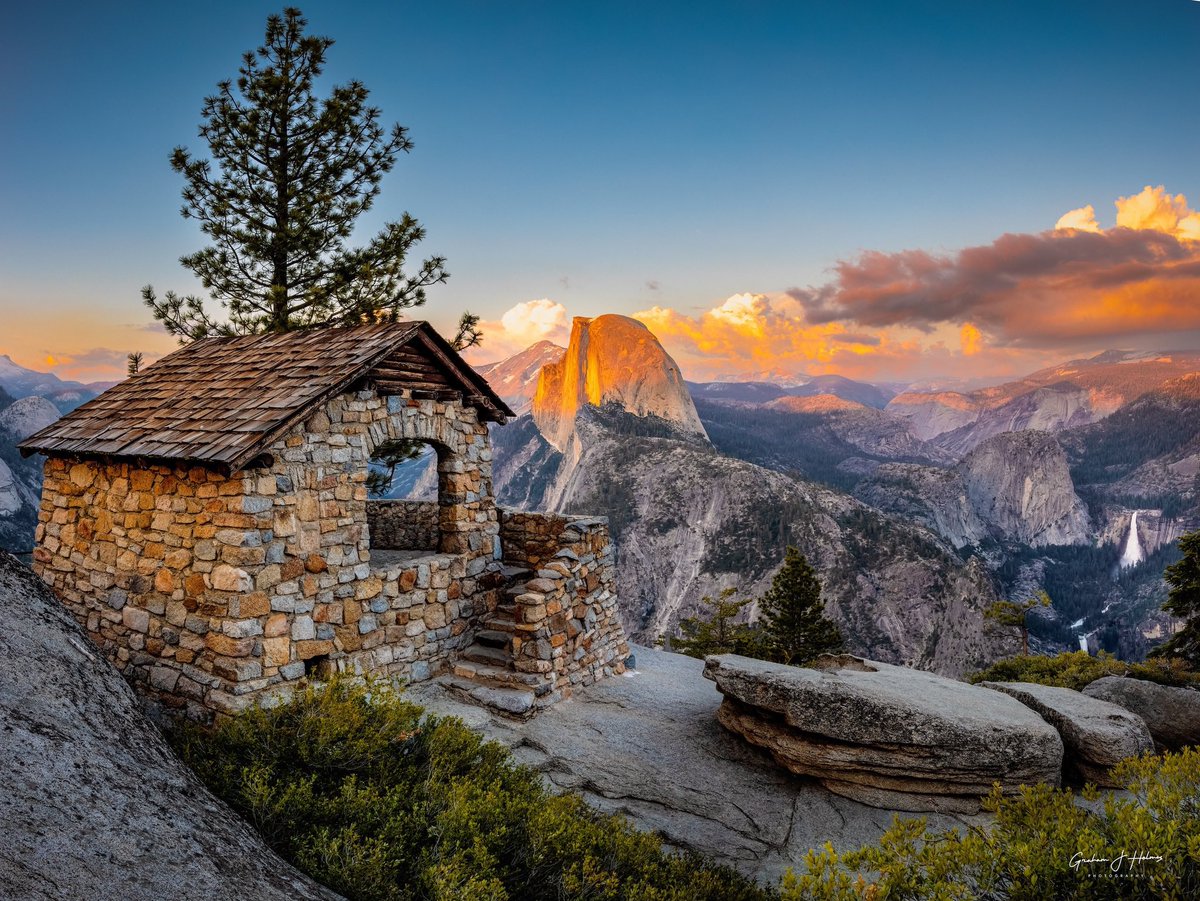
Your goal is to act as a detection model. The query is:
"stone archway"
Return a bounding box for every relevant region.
[364,394,496,558]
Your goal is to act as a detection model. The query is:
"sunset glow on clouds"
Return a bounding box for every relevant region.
[28,188,1198,386]
[464,299,571,364]
[629,186,1200,381]
[461,187,1200,384]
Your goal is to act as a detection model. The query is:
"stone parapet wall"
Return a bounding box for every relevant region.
[499,510,579,570]
[499,510,630,698]
[367,499,439,550]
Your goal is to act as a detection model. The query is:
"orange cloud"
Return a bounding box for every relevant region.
[1054,205,1100,233]
[789,187,1200,348]
[632,294,1015,382]
[1113,185,1200,240]
[960,323,982,356]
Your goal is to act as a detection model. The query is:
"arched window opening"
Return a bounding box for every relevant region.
[366,438,462,563]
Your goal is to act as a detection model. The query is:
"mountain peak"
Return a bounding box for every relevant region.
[473,341,566,415]
[531,314,707,450]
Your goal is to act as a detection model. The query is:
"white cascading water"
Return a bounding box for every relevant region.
[1119,511,1145,569]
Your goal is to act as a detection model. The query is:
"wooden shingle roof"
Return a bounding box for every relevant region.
[18,322,513,473]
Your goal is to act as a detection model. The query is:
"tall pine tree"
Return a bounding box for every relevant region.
[1152,530,1200,666]
[144,7,476,344]
[759,546,843,665]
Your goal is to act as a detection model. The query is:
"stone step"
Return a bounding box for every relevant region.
[481,616,517,634]
[452,659,542,690]
[462,643,512,668]
[474,628,511,649]
[440,676,535,719]
[501,564,534,582]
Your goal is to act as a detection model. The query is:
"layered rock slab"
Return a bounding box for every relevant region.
[704,654,1063,813]
[981,681,1153,786]
[1082,676,1200,751]
[0,551,338,901]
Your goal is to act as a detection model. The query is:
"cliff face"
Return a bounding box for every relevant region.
[473,340,565,416]
[854,463,990,549]
[0,551,337,901]
[959,431,1090,547]
[492,402,1012,678]
[532,315,706,451]
[856,431,1090,549]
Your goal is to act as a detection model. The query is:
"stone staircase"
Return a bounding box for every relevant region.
[443,565,548,717]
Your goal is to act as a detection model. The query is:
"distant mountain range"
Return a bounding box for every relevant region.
[0,360,110,551]
[4,331,1197,669]
[687,373,895,409]
[484,315,1013,676]
[476,336,1200,665]
[0,355,113,411]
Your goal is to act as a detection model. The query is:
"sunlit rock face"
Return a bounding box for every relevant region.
[473,340,565,415]
[532,315,707,451]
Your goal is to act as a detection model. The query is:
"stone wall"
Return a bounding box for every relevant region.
[31,387,630,722]
[33,389,504,722]
[500,509,630,698]
[367,499,439,550]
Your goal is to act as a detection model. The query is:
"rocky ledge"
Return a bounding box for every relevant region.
[703,653,1064,814]
[407,645,990,886]
[1082,676,1200,751]
[0,551,338,901]
[981,681,1153,786]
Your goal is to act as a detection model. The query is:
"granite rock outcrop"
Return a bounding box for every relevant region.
[0,550,338,901]
[1082,676,1200,751]
[981,681,1154,786]
[704,653,1063,813]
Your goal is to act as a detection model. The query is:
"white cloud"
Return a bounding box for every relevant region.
[465,299,570,363]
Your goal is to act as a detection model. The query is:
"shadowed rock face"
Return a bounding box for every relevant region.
[704,654,1064,814]
[1082,676,1200,752]
[0,551,339,901]
[959,430,1090,547]
[981,681,1154,787]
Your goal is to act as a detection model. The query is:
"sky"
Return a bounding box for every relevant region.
[2,0,1200,385]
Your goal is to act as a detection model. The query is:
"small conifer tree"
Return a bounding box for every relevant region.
[1152,529,1200,666]
[666,588,764,659]
[143,7,477,344]
[759,546,843,665]
[984,591,1051,657]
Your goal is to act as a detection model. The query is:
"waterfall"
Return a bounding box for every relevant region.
[1119,511,1145,569]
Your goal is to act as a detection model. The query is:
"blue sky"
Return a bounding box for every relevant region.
[2,1,1199,380]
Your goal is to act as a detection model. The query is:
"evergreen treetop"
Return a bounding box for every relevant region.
[1153,529,1200,666]
[759,546,843,666]
[144,7,472,343]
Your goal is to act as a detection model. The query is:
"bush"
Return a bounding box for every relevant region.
[172,677,771,901]
[782,748,1200,900]
[968,651,1199,692]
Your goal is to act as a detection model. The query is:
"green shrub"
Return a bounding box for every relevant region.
[968,650,1199,691]
[782,748,1200,900]
[172,677,771,901]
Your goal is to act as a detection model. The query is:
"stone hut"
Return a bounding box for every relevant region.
[19,322,629,721]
